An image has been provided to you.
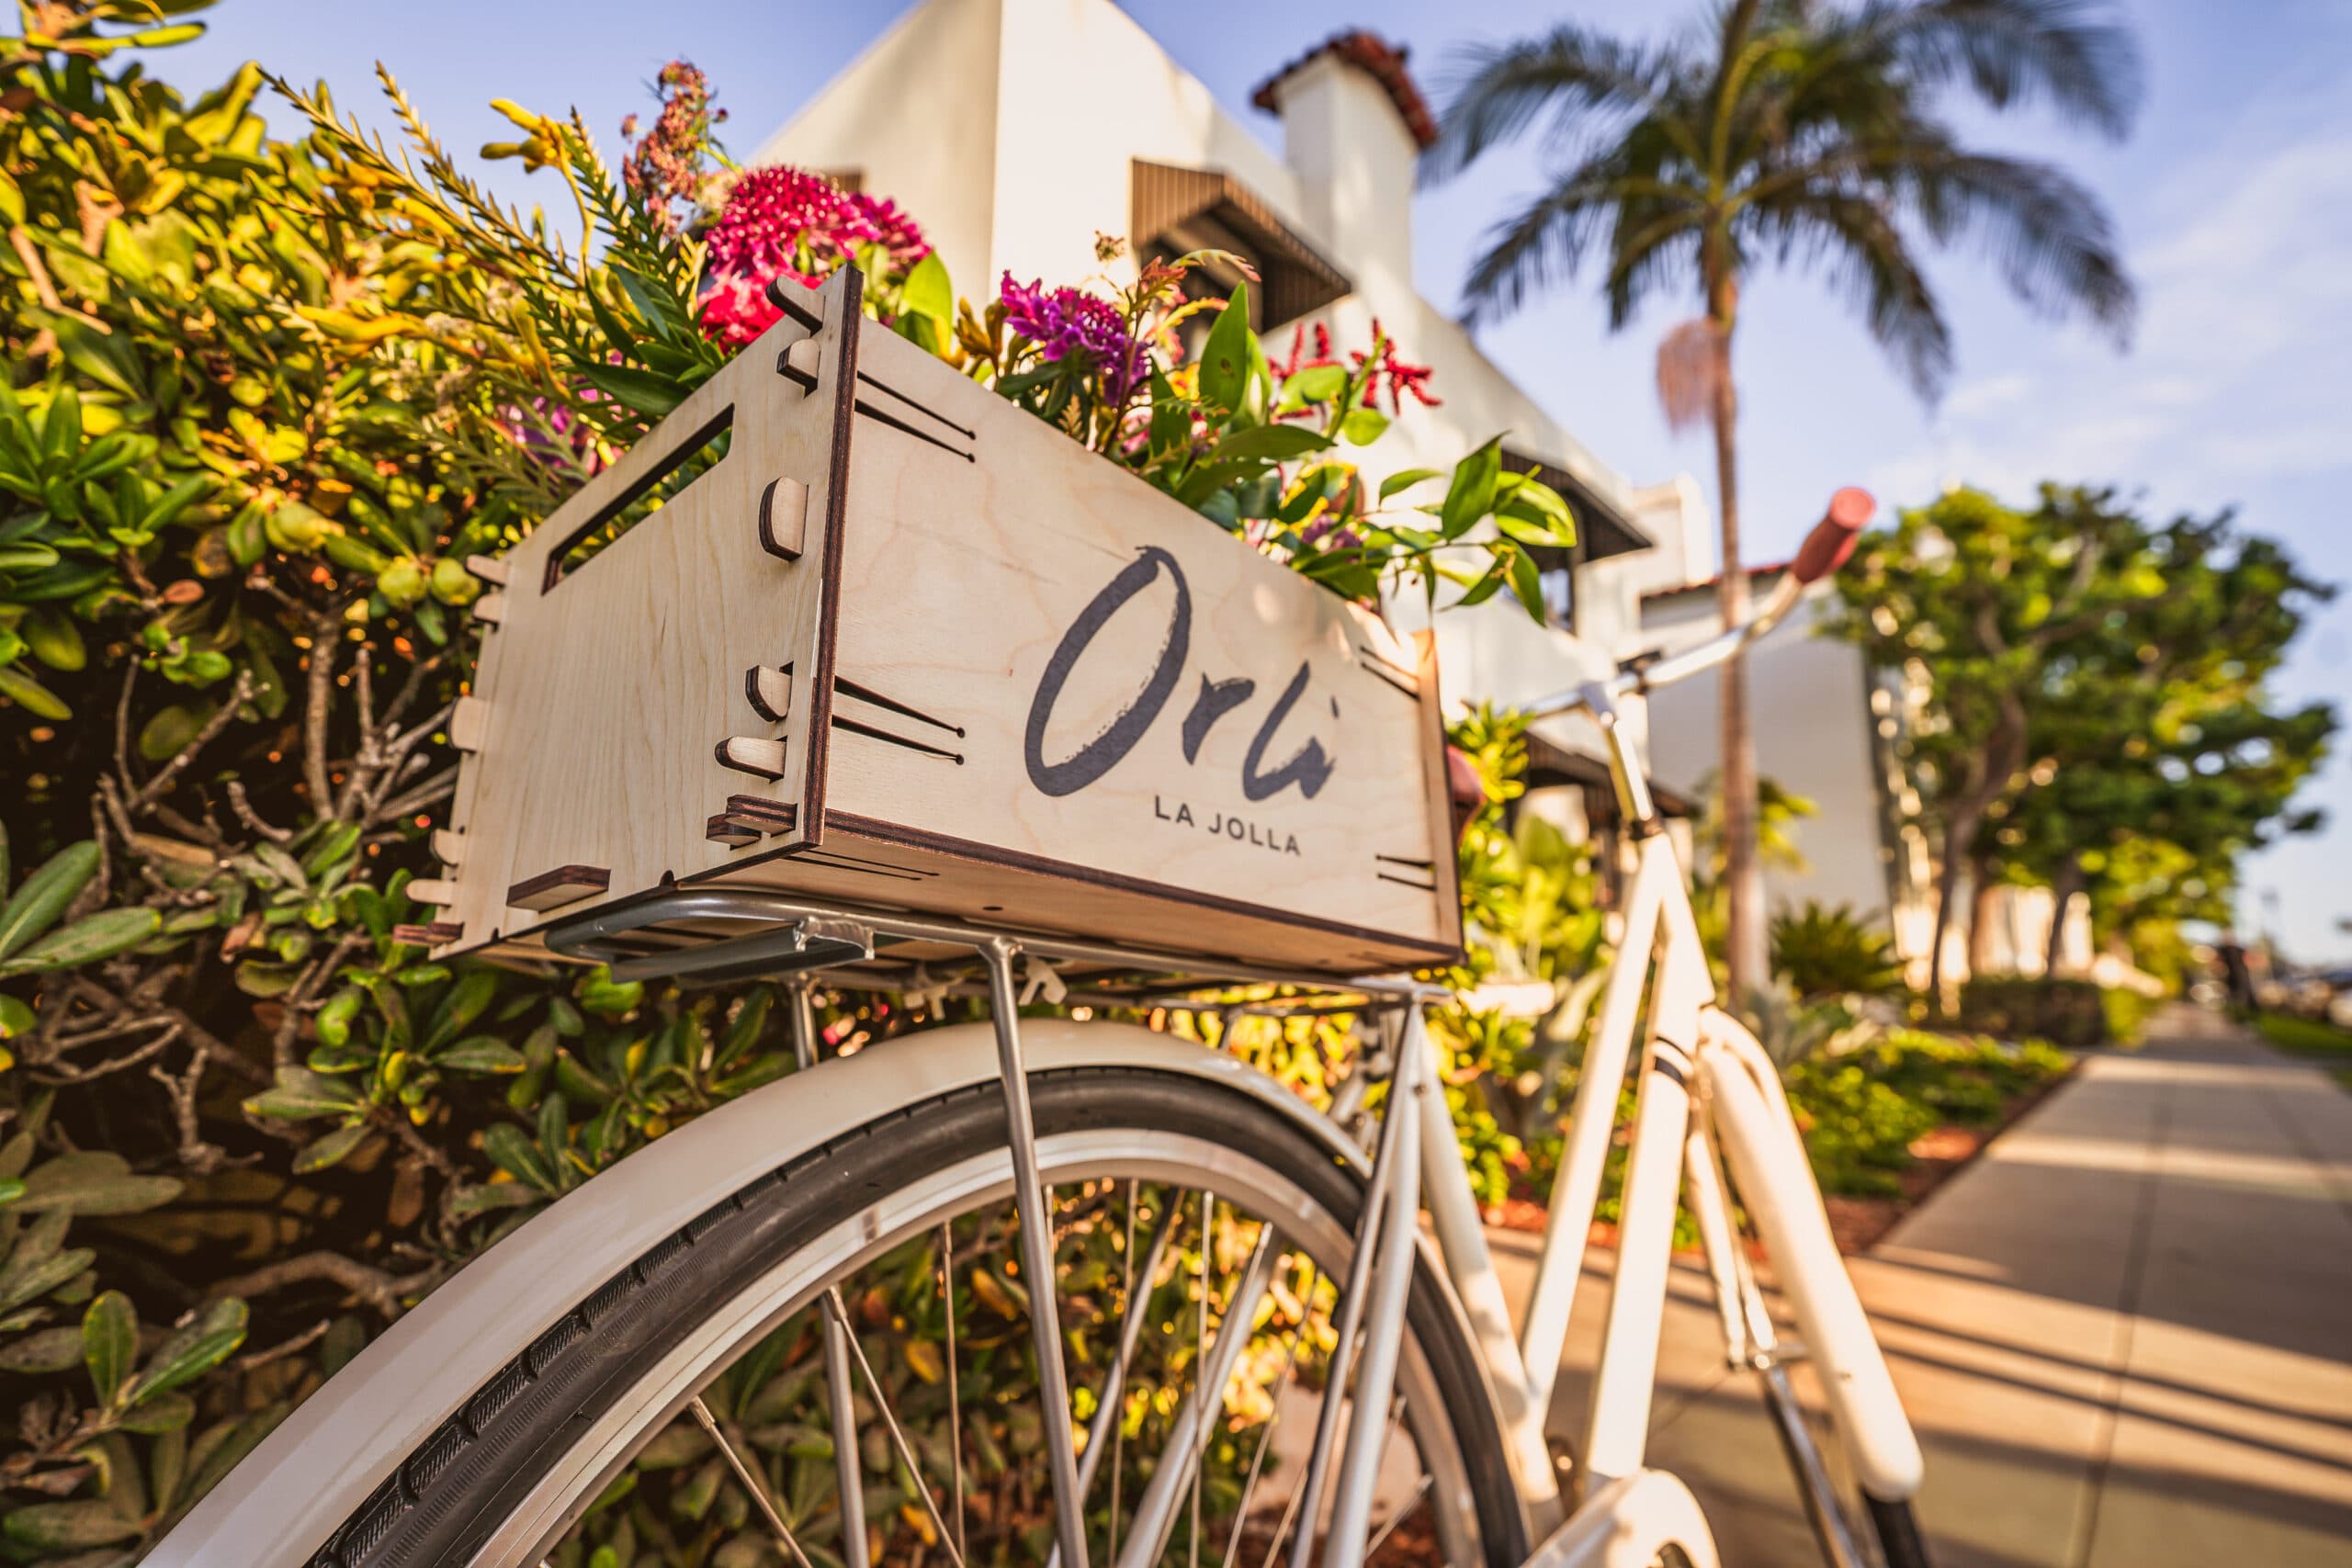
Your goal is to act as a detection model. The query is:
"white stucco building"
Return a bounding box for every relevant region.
[753,0,1713,832]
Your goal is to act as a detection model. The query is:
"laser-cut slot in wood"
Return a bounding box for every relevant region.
[1357,649,1419,698]
[855,371,978,439]
[541,404,735,592]
[831,711,963,763]
[783,847,933,883]
[852,397,974,462]
[834,675,964,737]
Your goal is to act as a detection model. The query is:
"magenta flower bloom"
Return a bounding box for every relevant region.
[999,274,1148,401]
[697,165,933,347]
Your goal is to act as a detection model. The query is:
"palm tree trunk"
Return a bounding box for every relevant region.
[1706,264,1768,1006]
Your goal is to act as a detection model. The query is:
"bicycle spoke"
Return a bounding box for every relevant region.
[1193,1191,1211,1568]
[1114,1224,1283,1568]
[939,1219,967,1566]
[824,1285,969,1568]
[1220,1259,1323,1568]
[1288,1018,1412,1568]
[984,945,1090,1568]
[1050,1186,1183,1568]
[1363,1474,1433,1563]
[1110,1179,1139,1567]
[688,1396,817,1568]
[821,1292,869,1568]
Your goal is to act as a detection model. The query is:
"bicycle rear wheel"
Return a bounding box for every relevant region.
[269,1056,1526,1568]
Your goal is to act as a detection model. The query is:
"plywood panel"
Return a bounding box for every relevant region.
[822,324,1455,951]
[437,272,860,946]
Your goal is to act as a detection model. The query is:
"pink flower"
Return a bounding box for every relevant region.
[695,165,932,346]
[999,274,1148,401]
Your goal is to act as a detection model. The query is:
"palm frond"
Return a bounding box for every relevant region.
[1871,0,2143,138]
[1459,152,1702,326]
[1425,24,1668,184]
[1895,146,2134,340]
[1750,186,1954,396]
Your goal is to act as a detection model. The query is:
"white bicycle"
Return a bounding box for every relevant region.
[153,494,1927,1568]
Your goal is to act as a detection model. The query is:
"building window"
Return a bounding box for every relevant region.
[1130,162,1350,332]
[1539,564,1576,630]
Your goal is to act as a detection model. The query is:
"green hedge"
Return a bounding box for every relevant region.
[1959,975,2149,1047]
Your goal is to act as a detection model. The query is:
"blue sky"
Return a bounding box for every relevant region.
[164,0,2352,960]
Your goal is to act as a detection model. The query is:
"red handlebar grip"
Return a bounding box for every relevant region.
[1790,487,1875,584]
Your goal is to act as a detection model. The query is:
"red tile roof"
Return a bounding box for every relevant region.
[1250,30,1441,151]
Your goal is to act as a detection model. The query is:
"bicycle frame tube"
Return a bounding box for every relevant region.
[1578,846,1713,1490]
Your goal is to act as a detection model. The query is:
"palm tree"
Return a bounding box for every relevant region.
[1426,0,2141,1006]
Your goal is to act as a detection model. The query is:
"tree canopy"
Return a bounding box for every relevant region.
[1826,485,2335,988]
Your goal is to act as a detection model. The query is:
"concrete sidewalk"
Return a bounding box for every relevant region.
[1489,1004,2352,1566]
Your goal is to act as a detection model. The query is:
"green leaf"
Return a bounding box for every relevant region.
[292,1123,370,1174]
[576,968,640,1016]
[482,1122,556,1193]
[900,252,953,327]
[83,1290,137,1407]
[575,362,685,419]
[1146,371,1189,458]
[0,994,32,1039]
[0,1325,85,1373]
[1378,467,1444,502]
[3,1499,145,1550]
[0,1247,94,1314]
[0,842,99,961]
[1202,423,1330,465]
[1506,544,1548,622]
[448,1180,539,1220]
[1338,406,1390,446]
[120,1390,196,1434]
[435,1037,526,1074]
[1283,365,1348,405]
[424,967,498,1051]
[1437,438,1502,539]
[40,385,82,467]
[1197,284,1255,417]
[134,702,209,763]
[14,1150,180,1216]
[241,1066,363,1121]
[0,669,46,727]
[128,1298,248,1404]
[42,311,144,400]
[0,906,164,978]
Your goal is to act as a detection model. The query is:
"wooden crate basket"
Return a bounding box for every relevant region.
[414,268,1462,975]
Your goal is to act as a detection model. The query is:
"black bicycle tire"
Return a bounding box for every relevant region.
[303,1066,1531,1568]
[1865,1494,1934,1568]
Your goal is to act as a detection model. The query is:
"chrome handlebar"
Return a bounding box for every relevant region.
[1522,489,1872,727]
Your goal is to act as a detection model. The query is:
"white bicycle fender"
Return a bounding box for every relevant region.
[149,1021,1395,1568]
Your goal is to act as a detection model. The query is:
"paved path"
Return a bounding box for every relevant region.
[1487,1004,2352,1566]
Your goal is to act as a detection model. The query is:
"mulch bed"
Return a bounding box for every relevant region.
[1485,1067,2075,1258]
